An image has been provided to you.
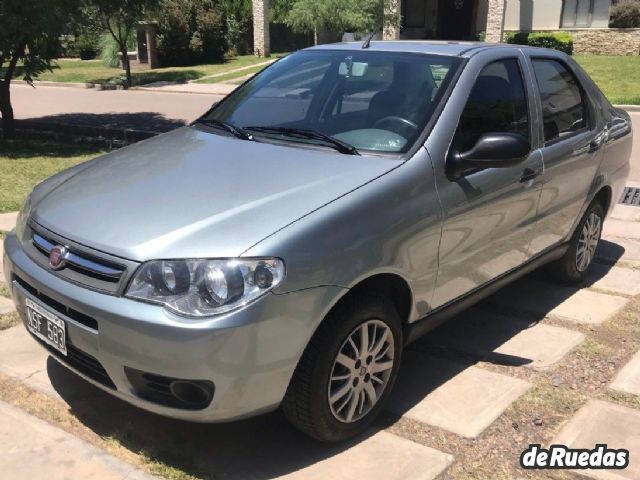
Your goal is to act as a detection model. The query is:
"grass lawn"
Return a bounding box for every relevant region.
[575,55,640,105]
[0,140,103,213]
[195,63,273,84]
[30,54,281,87]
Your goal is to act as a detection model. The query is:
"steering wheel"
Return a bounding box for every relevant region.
[373,116,419,137]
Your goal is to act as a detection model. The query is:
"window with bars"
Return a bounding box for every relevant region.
[561,0,596,27]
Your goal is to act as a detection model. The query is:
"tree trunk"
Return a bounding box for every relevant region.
[121,47,132,89]
[0,83,15,139]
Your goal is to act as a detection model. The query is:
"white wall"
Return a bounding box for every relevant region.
[505,0,612,31]
[504,0,563,30]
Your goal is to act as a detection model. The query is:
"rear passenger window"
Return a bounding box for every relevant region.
[532,59,587,143]
[452,59,529,153]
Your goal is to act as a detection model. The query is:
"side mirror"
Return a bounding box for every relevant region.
[447,132,530,180]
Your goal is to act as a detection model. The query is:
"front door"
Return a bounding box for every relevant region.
[430,56,544,309]
[439,0,475,40]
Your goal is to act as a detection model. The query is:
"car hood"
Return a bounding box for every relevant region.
[32,127,398,261]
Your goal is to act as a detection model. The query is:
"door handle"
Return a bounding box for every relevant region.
[519,168,539,184]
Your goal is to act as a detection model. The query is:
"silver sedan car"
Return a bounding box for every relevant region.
[3,41,632,442]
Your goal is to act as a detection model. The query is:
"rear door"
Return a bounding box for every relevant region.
[526,56,605,254]
[427,50,544,310]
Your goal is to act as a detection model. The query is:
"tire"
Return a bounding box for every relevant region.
[282,294,403,442]
[548,201,604,283]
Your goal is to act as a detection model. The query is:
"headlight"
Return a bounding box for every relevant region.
[16,193,33,240]
[126,258,285,317]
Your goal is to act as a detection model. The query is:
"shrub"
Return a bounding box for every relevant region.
[75,33,100,60]
[156,0,227,66]
[100,34,120,67]
[609,0,640,28]
[505,31,573,55]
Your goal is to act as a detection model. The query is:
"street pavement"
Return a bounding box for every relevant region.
[9,83,640,163]
[11,83,223,132]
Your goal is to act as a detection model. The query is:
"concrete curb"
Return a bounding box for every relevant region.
[615,104,640,112]
[24,80,91,89]
[129,86,229,96]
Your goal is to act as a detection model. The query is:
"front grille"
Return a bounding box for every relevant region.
[619,187,640,207]
[32,334,116,390]
[32,233,124,281]
[23,223,137,295]
[14,275,98,331]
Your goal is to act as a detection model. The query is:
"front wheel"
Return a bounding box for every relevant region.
[282,295,402,442]
[549,201,604,283]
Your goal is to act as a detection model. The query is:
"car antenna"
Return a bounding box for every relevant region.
[362,31,377,49]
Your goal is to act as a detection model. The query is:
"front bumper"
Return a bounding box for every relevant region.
[3,232,345,422]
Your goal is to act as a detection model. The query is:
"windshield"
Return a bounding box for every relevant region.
[201,50,461,154]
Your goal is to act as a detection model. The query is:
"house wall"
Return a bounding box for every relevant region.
[504,0,563,30]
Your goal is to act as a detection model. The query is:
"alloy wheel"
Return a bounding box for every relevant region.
[327,319,395,423]
[576,211,602,272]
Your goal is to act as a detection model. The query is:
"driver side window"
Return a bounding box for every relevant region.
[452,59,529,153]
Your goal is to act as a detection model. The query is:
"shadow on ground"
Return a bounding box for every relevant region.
[24,112,186,134]
[45,248,623,478]
[595,238,627,266]
[48,357,377,478]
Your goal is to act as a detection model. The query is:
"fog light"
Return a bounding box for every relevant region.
[169,380,212,408]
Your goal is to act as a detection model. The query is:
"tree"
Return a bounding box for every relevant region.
[152,0,227,66]
[90,0,158,88]
[278,0,399,43]
[222,0,252,55]
[0,0,79,138]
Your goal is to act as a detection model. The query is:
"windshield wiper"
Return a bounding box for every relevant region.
[243,126,360,155]
[196,119,254,141]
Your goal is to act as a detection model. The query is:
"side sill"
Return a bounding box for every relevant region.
[404,243,569,345]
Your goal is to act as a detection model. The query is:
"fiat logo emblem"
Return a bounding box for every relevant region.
[48,245,68,270]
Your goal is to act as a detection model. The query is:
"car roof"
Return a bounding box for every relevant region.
[306,40,518,57]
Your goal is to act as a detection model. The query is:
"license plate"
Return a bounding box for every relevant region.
[25,298,67,356]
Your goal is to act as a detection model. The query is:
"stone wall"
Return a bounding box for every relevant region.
[485,0,506,42]
[569,29,640,55]
[252,0,270,57]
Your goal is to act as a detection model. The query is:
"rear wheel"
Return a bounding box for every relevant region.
[549,201,604,283]
[282,295,402,442]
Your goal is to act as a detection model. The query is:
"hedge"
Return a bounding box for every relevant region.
[505,31,574,55]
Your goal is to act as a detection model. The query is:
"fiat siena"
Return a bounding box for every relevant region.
[3,41,632,442]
